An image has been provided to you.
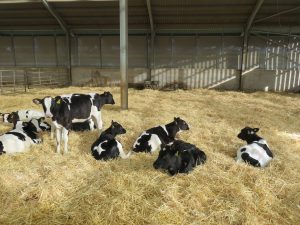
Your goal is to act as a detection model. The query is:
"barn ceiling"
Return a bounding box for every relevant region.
[0,0,299,35]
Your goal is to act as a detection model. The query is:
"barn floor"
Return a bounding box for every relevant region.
[0,87,299,225]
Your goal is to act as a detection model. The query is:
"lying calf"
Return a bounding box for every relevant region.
[0,119,43,155]
[153,140,206,176]
[3,110,45,122]
[236,127,273,167]
[133,117,189,153]
[91,121,131,160]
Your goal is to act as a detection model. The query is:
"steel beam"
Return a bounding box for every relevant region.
[239,0,264,90]
[41,0,74,36]
[146,0,155,81]
[120,0,128,110]
[254,6,300,23]
[42,0,73,84]
[146,0,154,35]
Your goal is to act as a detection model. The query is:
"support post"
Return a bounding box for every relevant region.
[239,0,265,90]
[120,0,128,110]
[66,34,72,84]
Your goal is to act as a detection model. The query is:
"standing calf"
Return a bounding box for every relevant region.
[153,140,206,176]
[236,127,273,167]
[91,121,130,160]
[33,92,115,154]
[133,117,189,153]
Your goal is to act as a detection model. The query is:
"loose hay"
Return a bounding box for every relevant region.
[0,87,299,225]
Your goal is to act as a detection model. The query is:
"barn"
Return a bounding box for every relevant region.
[0,0,299,224]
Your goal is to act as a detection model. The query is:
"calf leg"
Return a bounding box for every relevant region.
[62,127,69,154]
[91,110,103,132]
[56,128,62,154]
[50,122,55,139]
[117,141,131,159]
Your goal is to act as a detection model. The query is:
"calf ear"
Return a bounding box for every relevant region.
[33,98,42,105]
[253,128,259,133]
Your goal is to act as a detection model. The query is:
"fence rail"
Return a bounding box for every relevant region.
[0,67,69,94]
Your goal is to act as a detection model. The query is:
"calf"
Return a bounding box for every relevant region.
[0,119,42,155]
[153,140,206,176]
[33,91,115,154]
[0,113,10,123]
[4,110,45,122]
[91,121,131,160]
[236,127,273,167]
[133,117,189,153]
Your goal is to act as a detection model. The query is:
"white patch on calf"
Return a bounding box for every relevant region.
[236,139,272,167]
[31,119,42,132]
[160,125,168,135]
[117,140,131,159]
[72,118,90,123]
[94,140,107,155]
[44,97,53,117]
[17,110,45,122]
[148,134,162,152]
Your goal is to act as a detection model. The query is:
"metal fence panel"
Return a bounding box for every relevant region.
[14,36,35,66]
[128,36,147,67]
[101,36,120,67]
[35,36,57,66]
[173,36,195,69]
[154,36,172,68]
[77,36,101,66]
[0,36,14,66]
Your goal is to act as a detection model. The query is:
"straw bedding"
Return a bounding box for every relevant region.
[0,87,299,225]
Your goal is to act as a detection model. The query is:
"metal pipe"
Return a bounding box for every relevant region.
[120,0,128,110]
[66,34,72,84]
[239,0,265,90]
[254,6,300,23]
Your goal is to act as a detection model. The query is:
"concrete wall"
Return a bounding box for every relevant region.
[242,69,300,92]
[71,67,239,90]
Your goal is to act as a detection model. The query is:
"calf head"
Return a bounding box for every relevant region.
[0,113,10,123]
[102,91,115,105]
[237,127,260,144]
[174,117,189,131]
[153,145,181,176]
[7,112,20,127]
[110,120,126,135]
[33,96,61,118]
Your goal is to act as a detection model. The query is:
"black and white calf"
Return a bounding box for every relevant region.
[7,111,51,132]
[133,117,190,153]
[33,92,115,154]
[236,127,273,167]
[91,121,130,160]
[0,119,42,155]
[153,140,206,176]
[1,110,45,124]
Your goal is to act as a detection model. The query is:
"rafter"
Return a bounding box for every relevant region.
[254,6,300,23]
[41,0,74,36]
